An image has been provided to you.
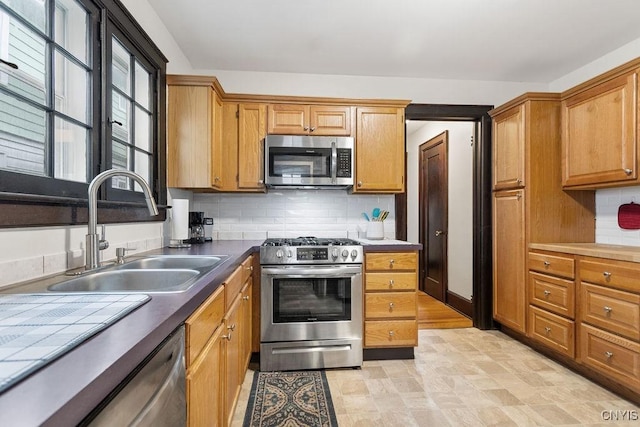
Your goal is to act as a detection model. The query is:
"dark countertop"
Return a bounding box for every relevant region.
[0,240,262,427]
[0,237,420,426]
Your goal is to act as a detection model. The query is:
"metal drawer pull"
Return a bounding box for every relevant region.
[624,168,633,175]
[388,331,394,337]
[389,279,394,287]
[543,261,550,267]
[605,351,614,359]
[227,324,236,331]
[243,295,250,301]
[543,290,551,297]
[603,306,613,314]
[389,259,395,266]
[544,327,551,335]
[389,302,394,310]
[603,271,612,280]
[222,332,232,341]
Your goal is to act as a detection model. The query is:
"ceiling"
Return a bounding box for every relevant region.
[147,0,640,83]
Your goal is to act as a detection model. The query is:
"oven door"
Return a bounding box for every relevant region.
[260,265,362,343]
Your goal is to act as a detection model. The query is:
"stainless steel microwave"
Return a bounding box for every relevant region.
[264,135,354,189]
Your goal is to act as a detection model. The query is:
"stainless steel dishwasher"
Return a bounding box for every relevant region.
[84,325,186,426]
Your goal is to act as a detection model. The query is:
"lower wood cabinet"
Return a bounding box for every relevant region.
[185,255,254,427]
[364,251,418,348]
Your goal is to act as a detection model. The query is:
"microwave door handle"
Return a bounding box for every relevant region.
[331,141,337,183]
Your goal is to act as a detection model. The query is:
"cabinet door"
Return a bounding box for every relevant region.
[167,85,213,188]
[211,91,224,189]
[187,325,223,427]
[309,105,352,135]
[240,279,253,371]
[238,103,267,189]
[562,71,637,188]
[493,189,526,333]
[224,295,242,427]
[493,104,525,190]
[267,104,308,134]
[354,107,405,193]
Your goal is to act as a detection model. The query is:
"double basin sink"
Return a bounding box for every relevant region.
[48,255,228,293]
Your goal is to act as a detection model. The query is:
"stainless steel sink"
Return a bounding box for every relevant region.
[48,269,201,293]
[115,255,227,271]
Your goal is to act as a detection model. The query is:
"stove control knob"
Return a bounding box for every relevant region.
[351,249,358,259]
[276,249,284,259]
[331,248,339,259]
[341,249,349,258]
[287,250,293,258]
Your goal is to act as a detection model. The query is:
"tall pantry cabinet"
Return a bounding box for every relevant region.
[490,93,595,334]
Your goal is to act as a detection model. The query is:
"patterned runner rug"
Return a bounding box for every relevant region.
[243,370,338,427]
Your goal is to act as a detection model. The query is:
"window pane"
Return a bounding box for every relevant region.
[0,91,47,176]
[134,60,149,109]
[111,37,130,95]
[0,10,47,105]
[0,0,46,33]
[111,140,129,189]
[54,0,88,65]
[54,116,86,182]
[111,92,130,142]
[134,106,150,152]
[54,50,88,123]
[134,150,151,193]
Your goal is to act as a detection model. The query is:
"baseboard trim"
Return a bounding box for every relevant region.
[447,291,473,318]
[363,347,415,361]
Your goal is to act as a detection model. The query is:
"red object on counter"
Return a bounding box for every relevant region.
[618,202,640,229]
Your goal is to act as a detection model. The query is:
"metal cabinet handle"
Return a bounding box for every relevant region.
[303,126,309,131]
[258,180,264,184]
[543,290,551,297]
[388,331,394,337]
[389,302,394,310]
[544,327,551,335]
[624,168,633,176]
[543,261,550,267]
[603,306,613,314]
[605,351,614,359]
[603,271,612,281]
[222,332,232,341]
[516,178,522,185]
[435,230,444,236]
[227,324,236,331]
[246,265,254,271]
[389,259,395,267]
[310,127,316,131]
[516,193,522,200]
[243,295,250,301]
[357,181,363,187]
[389,279,394,287]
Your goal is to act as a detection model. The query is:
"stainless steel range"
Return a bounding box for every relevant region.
[260,237,363,371]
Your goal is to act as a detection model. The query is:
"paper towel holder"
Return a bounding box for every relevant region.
[168,199,192,248]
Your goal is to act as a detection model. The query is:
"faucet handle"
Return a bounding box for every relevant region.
[99,224,109,250]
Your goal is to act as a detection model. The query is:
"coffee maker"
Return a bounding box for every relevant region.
[188,211,205,244]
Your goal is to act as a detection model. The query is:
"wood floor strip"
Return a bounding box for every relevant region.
[418,291,473,329]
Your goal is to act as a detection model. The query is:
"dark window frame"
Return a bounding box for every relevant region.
[0,0,167,228]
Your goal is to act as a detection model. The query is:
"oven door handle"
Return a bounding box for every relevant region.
[261,266,362,277]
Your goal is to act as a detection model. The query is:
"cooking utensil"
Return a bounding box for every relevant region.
[362,212,370,221]
[372,208,380,220]
[380,211,389,221]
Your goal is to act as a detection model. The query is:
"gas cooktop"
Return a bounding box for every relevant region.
[262,237,361,247]
[260,237,363,264]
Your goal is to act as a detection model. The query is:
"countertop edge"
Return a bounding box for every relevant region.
[529,242,640,263]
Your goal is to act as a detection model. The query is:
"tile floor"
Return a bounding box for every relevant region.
[232,328,639,426]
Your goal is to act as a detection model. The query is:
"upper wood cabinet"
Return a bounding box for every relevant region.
[167,79,223,189]
[561,62,639,189]
[267,104,353,136]
[354,107,405,193]
[493,104,525,190]
[221,103,267,192]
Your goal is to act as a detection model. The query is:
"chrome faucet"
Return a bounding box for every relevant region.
[86,169,159,270]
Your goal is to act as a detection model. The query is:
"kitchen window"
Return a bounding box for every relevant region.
[0,0,167,226]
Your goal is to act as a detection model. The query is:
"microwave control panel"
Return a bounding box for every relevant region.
[337,149,352,177]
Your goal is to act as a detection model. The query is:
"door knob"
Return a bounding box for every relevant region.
[435,230,444,236]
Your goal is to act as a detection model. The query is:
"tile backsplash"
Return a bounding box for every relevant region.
[192,190,396,241]
[595,186,640,246]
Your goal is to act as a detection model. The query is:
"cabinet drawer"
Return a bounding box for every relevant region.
[579,323,640,392]
[579,258,640,293]
[365,272,417,291]
[365,320,417,347]
[528,252,574,279]
[365,292,416,319]
[528,271,575,318]
[366,252,417,271]
[185,286,225,366]
[225,256,253,309]
[528,305,575,358]
[580,283,640,340]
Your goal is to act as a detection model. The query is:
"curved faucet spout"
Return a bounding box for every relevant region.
[86,169,158,270]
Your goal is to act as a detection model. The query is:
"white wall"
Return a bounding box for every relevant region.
[406,122,474,300]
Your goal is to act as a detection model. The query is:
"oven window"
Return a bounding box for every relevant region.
[269,147,331,178]
[272,277,351,323]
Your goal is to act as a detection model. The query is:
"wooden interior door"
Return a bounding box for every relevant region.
[419,131,448,302]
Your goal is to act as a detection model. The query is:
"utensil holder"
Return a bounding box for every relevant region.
[366,221,384,240]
